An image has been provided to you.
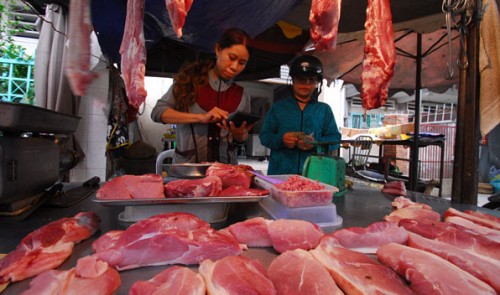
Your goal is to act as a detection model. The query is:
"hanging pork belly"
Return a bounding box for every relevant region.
[64,0,97,96]
[360,0,396,111]
[309,0,342,51]
[120,0,148,116]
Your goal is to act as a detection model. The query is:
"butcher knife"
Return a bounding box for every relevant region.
[16,182,64,221]
[45,176,101,208]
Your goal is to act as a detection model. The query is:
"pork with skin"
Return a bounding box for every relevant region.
[377,243,496,295]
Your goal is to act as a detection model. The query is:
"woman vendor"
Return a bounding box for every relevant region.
[151,28,254,164]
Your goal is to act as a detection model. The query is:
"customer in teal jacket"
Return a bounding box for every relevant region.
[259,55,341,175]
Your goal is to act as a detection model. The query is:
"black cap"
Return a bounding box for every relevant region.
[289,55,323,79]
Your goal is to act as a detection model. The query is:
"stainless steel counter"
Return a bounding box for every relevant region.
[1,179,497,294]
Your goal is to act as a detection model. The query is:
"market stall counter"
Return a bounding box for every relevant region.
[0,179,497,294]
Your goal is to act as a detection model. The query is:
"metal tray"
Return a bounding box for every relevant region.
[93,195,268,206]
[0,102,81,134]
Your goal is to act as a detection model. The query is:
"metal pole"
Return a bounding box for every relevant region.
[410,33,422,191]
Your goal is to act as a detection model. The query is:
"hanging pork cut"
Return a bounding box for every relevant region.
[377,243,496,295]
[309,0,342,51]
[120,0,148,115]
[199,255,277,295]
[360,0,396,111]
[267,249,343,295]
[129,265,205,295]
[0,212,100,284]
[20,256,120,295]
[165,0,194,38]
[92,212,244,270]
[309,236,414,294]
[64,0,97,96]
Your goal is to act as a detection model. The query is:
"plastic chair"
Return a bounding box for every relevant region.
[349,135,386,183]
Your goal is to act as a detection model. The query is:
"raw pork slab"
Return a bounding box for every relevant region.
[407,233,500,293]
[445,216,500,243]
[384,206,440,224]
[0,212,100,283]
[205,162,253,188]
[199,255,276,295]
[310,236,413,294]
[377,243,496,295]
[164,176,222,198]
[391,196,432,210]
[96,174,164,200]
[399,218,500,260]
[129,265,205,295]
[21,256,120,295]
[225,217,273,247]
[268,249,343,295]
[330,221,408,253]
[381,181,407,196]
[444,207,500,230]
[268,219,324,253]
[218,185,269,197]
[94,212,243,270]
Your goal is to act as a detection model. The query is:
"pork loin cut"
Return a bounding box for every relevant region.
[0,212,100,284]
[384,206,441,224]
[96,174,165,200]
[268,219,324,253]
[377,243,496,295]
[330,221,408,253]
[20,256,120,295]
[309,0,342,51]
[93,213,243,270]
[310,236,413,294]
[205,162,253,188]
[444,207,500,230]
[268,249,343,295]
[407,233,500,293]
[199,255,277,295]
[164,176,222,198]
[225,217,273,247]
[129,265,205,295]
[399,218,500,260]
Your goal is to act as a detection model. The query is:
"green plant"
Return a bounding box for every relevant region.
[0,0,35,104]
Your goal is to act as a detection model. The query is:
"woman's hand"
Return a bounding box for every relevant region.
[297,138,314,150]
[283,132,299,149]
[218,120,254,142]
[200,107,229,123]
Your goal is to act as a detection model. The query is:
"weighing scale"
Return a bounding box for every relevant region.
[302,142,347,197]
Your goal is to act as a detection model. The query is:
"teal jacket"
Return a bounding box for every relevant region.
[259,95,341,175]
